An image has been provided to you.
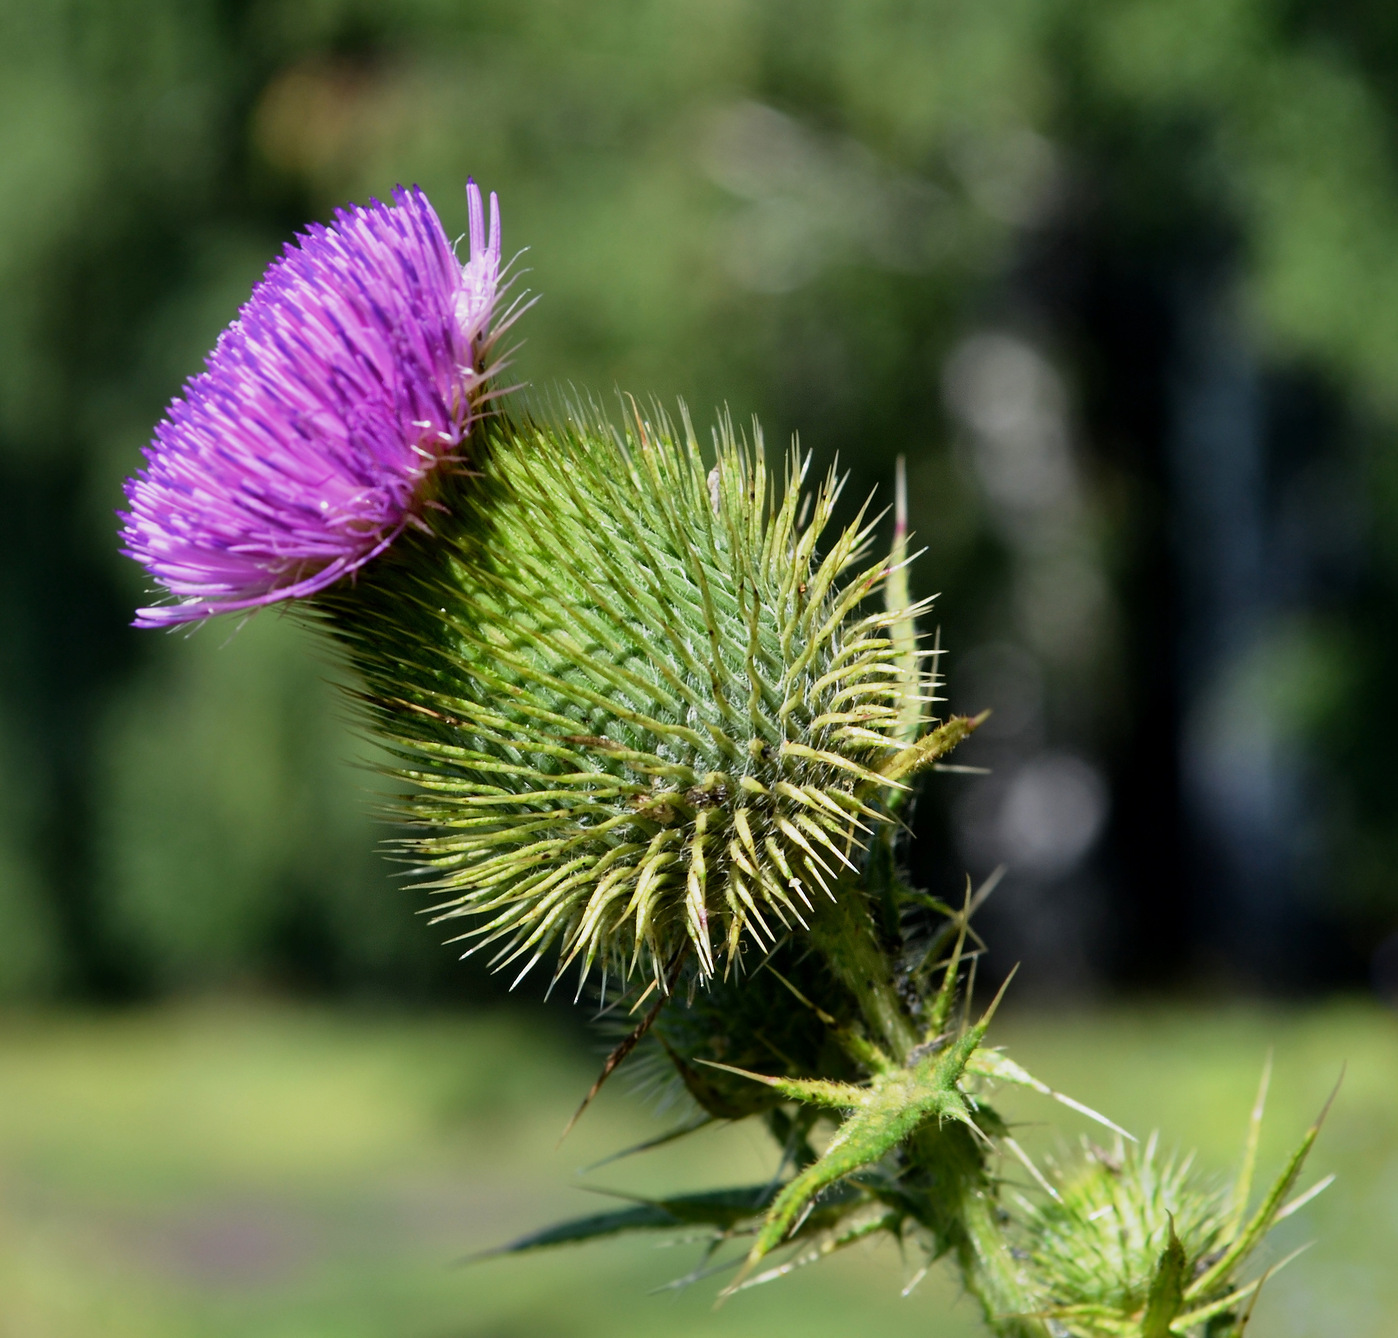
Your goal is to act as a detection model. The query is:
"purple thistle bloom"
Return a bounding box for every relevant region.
[121,182,504,627]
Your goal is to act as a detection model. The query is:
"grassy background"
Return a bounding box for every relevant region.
[0,1001,1391,1338]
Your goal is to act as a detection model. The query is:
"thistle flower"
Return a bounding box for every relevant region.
[120,182,504,627]
[319,404,968,986]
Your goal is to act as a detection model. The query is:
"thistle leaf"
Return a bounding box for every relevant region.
[724,973,1014,1287]
[729,1207,901,1292]
[1168,1244,1310,1333]
[474,1184,780,1259]
[880,712,987,784]
[580,1115,716,1173]
[472,1202,695,1257]
[965,1048,1135,1142]
[694,1060,868,1111]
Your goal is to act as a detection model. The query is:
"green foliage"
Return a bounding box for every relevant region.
[0,1000,1383,1337]
[0,708,60,996]
[319,404,967,985]
[94,615,441,992]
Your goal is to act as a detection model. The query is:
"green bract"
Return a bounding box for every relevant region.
[318,403,951,986]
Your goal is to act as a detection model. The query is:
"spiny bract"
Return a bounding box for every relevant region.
[320,404,935,987]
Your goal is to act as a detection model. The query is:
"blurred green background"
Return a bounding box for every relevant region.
[0,1002,1392,1338]
[2,0,1398,1333]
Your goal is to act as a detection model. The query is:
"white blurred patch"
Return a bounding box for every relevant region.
[947,127,1062,227]
[942,332,1113,666]
[942,333,1077,522]
[957,752,1108,880]
[998,754,1109,878]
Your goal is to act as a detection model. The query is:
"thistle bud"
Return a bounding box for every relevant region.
[1017,1136,1231,1329]
[318,405,934,986]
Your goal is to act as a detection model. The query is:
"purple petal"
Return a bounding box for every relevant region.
[120,183,503,627]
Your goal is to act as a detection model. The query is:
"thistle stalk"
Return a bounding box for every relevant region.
[807,881,918,1063]
[958,1188,1042,1337]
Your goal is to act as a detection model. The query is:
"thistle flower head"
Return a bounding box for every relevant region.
[320,403,943,987]
[121,182,504,627]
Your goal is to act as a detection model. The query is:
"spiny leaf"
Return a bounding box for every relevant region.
[473,1184,780,1259]
[729,1207,901,1293]
[880,712,987,783]
[725,977,1013,1287]
[470,1203,693,1257]
[580,1115,716,1173]
[1167,1245,1308,1333]
[923,875,976,1041]
[965,1049,1135,1142]
[695,1060,868,1111]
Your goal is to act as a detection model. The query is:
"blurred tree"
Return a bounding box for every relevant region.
[3,0,1398,997]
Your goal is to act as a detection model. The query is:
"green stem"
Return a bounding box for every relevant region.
[806,854,1043,1335]
[958,1187,1044,1337]
[808,886,918,1062]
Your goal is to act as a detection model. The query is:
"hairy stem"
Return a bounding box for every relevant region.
[958,1188,1043,1336]
[808,884,918,1062]
[805,854,1041,1335]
